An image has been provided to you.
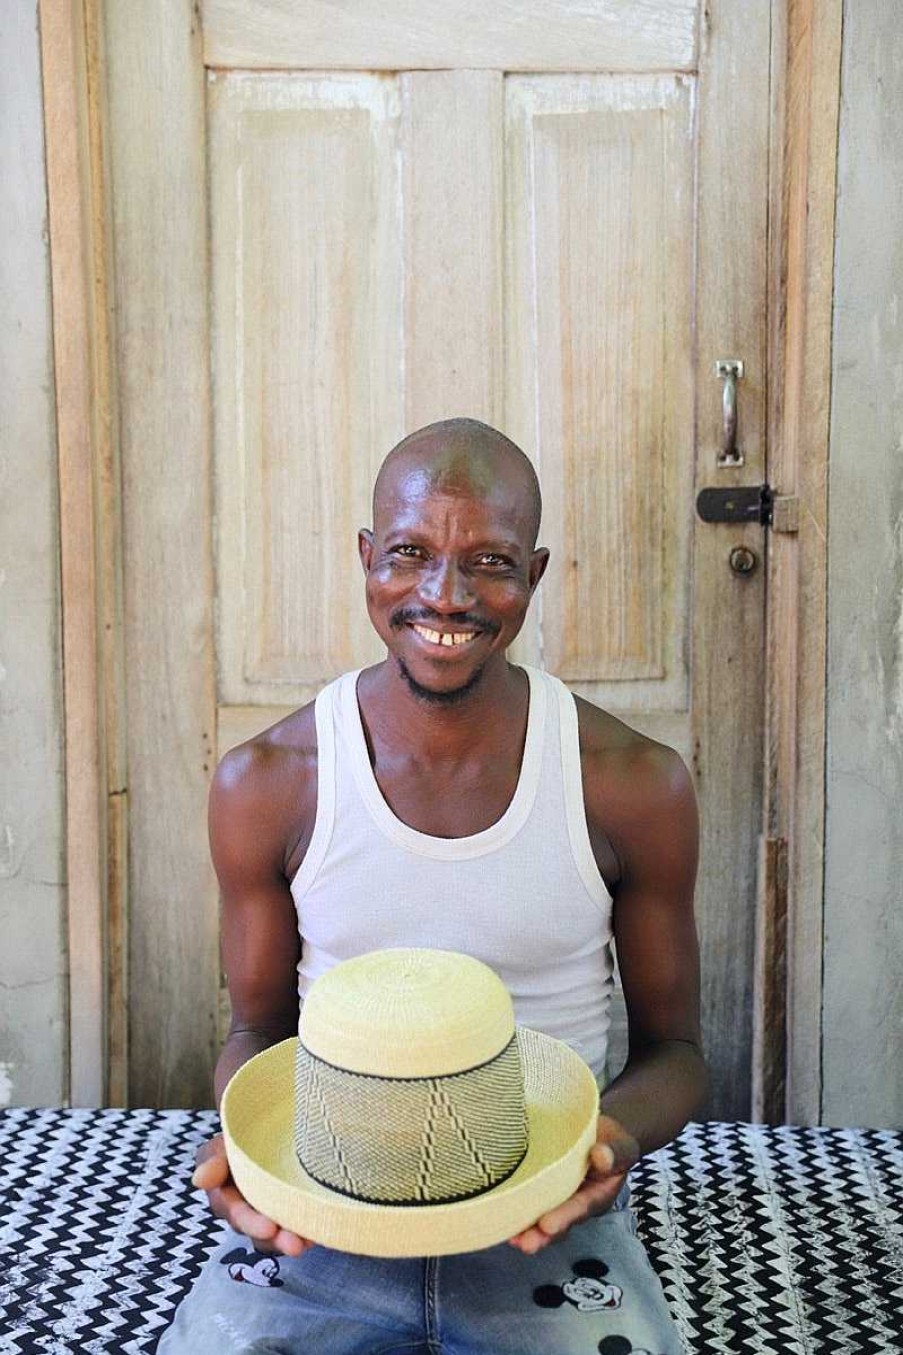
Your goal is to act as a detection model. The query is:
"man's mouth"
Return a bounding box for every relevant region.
[409,624,480,649]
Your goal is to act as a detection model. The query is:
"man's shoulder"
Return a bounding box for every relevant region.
[573,693,693,819]
[212,699,318,819]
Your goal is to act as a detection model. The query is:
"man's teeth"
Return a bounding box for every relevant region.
[413,625,477,647]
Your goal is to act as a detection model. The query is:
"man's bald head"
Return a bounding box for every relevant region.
[373,418,542,547]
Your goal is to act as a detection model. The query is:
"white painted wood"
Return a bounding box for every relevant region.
[106,0,784,1116]
[211,69,506,705]
[401,71,504,430]
[505,75,694,710]
[209,73,398,706]
[203,0,697,73]
[0,0,67,1108]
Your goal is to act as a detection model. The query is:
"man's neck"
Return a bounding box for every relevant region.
[357,656,528,763]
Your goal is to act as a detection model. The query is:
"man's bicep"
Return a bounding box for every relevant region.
[611,751,702,1051]
[220,876,301,1038]
[210,750,302,1039]
[614,882,702,1052]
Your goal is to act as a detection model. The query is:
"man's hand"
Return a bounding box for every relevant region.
[192,1133,313,1257]
[507,1114,639,1254]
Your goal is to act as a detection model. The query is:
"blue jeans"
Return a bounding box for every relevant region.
[157,1188,683,1354]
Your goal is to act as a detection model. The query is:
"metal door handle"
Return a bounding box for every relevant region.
[715,359,744,467]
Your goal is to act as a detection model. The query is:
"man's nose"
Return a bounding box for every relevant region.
[418,558,474,611]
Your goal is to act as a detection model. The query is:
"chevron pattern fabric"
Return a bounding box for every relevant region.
[0,1110,900,1353]
[633,1121,903,1355]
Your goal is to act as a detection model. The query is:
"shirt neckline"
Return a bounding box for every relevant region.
[340,665,547,860]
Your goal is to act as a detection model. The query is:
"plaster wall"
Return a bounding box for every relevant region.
[0,0,68,1106]
[823,0,903,1127]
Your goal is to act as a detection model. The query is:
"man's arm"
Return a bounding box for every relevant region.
[596,739,707,1151]
[510,718,706,1252]
[192,725,316,1255]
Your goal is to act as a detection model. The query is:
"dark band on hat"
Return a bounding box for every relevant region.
[294,1033,530,1207]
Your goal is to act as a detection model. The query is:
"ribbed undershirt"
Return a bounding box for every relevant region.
[290,666,614,1081]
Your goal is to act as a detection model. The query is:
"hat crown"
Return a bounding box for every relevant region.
[299,948,515,1078]
[295,949,529,1207]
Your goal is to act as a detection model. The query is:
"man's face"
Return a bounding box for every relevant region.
[358,464,548,701]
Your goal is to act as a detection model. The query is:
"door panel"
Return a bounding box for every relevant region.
[202,0,698,72]
[210,69,696,711]
[402,71,505,428]
[210,75,398,704]
[505,75,693,711]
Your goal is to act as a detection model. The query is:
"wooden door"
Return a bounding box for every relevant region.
[104,0,771,1115]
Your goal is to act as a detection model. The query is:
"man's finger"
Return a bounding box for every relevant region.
[230,1197,280,1243]
[536,1174,625,1238]
[273,1228,313,1257]
[191,1154,229,1190]
[591,1141,615,1172]
[207,1181,279,1243]
[594,1115,640,1174]
[507,1176,620,1253]
[508,1224,553,1254]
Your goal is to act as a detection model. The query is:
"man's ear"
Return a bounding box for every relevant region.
[358,529,374,575]
[529,547,550,592]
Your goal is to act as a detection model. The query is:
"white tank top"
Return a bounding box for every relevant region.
[290,665,614,1080]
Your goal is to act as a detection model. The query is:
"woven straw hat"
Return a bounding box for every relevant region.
[221,948,600,1257]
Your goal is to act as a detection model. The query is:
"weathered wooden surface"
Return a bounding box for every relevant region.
[692,0,771,1120]
[107,0,784,1119]
[105,0,219,1107]
[401,71,504,430]
[82,0,131,1111]
[14,0,872,1123]
[823,0,903,1128]
[40,0,107,1107]
[758,0,841,1125]
[209,73,393,706]
[0,0,67,1108]
[753,836,789,1123]
[505,75,694,707]
[203,0,697,72]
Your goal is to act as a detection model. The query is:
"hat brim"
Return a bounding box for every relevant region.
[221,1026,600,1257]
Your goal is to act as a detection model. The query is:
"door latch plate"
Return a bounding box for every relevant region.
[696,485,800,532]
[696,484,772,525]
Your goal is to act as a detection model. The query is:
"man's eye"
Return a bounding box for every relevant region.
[478,554,510,567]
[393,544,422,557]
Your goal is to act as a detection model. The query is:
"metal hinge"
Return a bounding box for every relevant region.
[696,485,799,533]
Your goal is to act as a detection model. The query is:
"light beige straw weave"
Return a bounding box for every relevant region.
[222,949,600,1257]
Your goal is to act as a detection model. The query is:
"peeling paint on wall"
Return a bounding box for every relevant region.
[0,1062,14,1108]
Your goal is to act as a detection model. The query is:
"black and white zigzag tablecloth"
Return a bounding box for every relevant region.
[0,1111,900,1354]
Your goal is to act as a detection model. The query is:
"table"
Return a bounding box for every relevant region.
[0,1111,900,1353]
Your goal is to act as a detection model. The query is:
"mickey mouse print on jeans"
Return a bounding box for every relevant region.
[533,1258,667,1354]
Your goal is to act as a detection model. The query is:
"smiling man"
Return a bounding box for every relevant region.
[159,417,705,1355]
[362,422,545,711]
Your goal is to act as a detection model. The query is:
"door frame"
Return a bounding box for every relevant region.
[41,0,841,1117]
[757,0,842,1125]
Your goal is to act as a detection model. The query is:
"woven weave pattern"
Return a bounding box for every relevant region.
[294,1034,529,1204]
